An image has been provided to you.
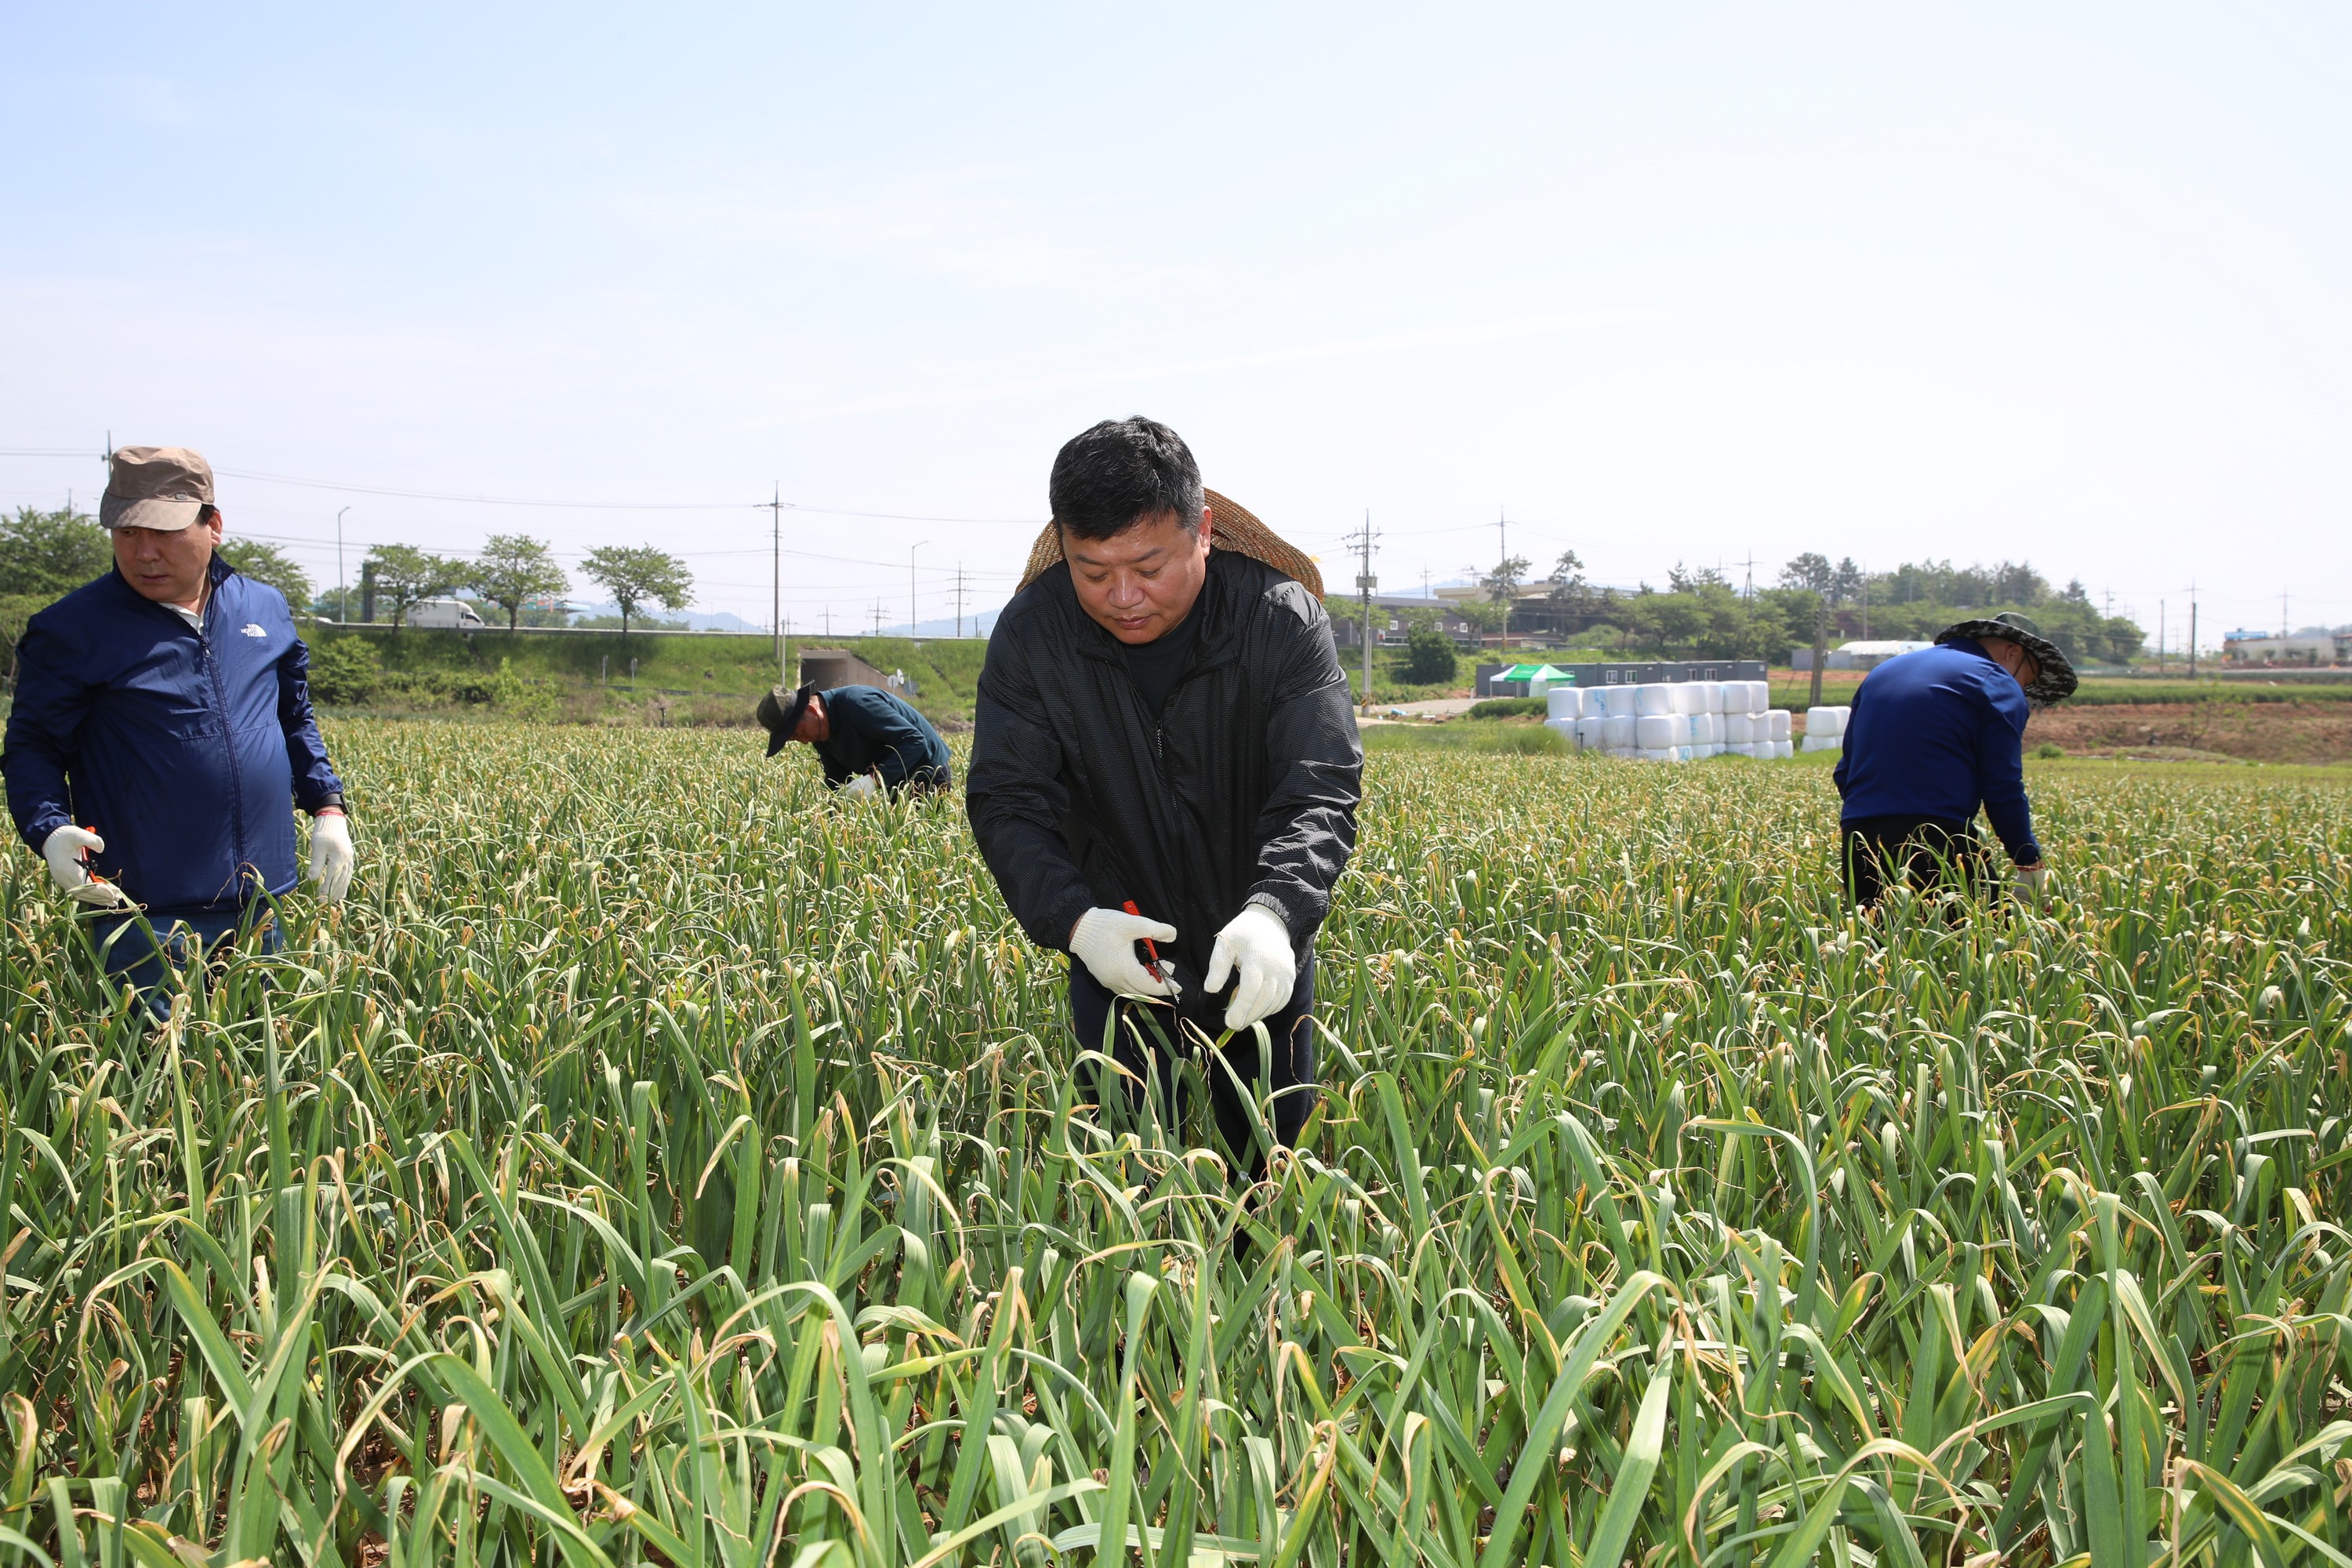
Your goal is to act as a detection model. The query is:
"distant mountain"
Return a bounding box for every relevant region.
[568,601,762,633]
[866,608,1002,640]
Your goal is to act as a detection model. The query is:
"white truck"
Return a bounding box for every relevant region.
[406,598,489,630]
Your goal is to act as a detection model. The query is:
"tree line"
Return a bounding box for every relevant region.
[0,506,695,637]
[1329,548,2147,666]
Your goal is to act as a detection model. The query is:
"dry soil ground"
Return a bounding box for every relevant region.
[2024,699,2352,765]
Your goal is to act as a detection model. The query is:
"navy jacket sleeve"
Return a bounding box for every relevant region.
[966,622,1098,953]
[1243,585,1363,939]
[275,632,345,812]
[1974,675,2040,863]
[2,614,85,851]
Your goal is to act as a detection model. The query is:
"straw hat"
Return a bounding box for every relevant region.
[1018,490,1323,597]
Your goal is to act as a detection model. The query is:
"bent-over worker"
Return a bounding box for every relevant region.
[2,446,355,1010]
[1833,611,2077,906]
[966,417,1362,1172]
[757,682,952,797]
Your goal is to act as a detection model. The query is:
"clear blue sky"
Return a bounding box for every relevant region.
[5,4,2345,641]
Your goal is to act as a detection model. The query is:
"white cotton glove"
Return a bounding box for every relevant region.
[1203,903,1296,1031]
[1069,906,1178,999]
[41,825,129,908]
[842,774,880,799]
[308,812,355,903]
[2011,862,2049,902]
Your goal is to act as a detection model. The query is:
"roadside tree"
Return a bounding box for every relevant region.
[471,534,569,631]
[582,546,693,636]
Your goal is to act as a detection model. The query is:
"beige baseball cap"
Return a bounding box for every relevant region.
[101,446,215,532]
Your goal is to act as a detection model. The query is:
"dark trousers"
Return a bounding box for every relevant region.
[1842,815,1993,908]
[87,903,285,1019]
[1071,952,1318,1174]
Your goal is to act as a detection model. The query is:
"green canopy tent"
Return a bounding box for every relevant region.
[1494,662,1573,695]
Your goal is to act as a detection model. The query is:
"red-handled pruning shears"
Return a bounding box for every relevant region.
[1122,899,1173,991]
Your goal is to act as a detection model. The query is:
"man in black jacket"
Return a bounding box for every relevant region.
[967,418,1362,1171]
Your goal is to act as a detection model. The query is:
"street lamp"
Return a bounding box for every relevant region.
[910,540,929,640]
[336,507,350,622]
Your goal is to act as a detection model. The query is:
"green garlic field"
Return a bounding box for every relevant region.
[2,724,2346,1568]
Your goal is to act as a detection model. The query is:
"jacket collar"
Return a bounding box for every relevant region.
[106,552,238,618]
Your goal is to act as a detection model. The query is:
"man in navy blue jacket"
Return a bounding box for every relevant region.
[3,447,354,1004]
[756,681,952,797]
[1833,612,2077,907]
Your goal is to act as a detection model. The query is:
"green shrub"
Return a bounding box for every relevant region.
[1401,622,1457,684]
[1467,696,1548,719]
[307,637,383,705]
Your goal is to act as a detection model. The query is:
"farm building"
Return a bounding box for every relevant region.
[2223,628,2350,666]
[1791,639,1934,672]
[1327,595,1482,649]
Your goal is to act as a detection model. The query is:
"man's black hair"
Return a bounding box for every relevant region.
[1049,417,1205,542]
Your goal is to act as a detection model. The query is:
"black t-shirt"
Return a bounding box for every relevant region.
[1122,608,1198,718]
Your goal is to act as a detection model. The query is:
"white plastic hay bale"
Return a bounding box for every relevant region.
[1766,709,1791,742]
[1546,686,1585,721]
[1633,683,1674,717]
[1773,739,1792,759]
[1603,713,1636,748]
[1695,681,1724,713]
[1724,712,1756,745]
[1635,714,1678,750]
[1834,704,1853,730]
[1744,681,1769,713]
[1692,712,1719,746]
[1806,705,1845,739]
[1575,716,1608,749]
[1544,718,1578,746]
[1799,733,1843,753]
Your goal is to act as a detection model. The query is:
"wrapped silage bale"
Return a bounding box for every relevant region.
[1693,712,1718,746]
[1603,713,1636,748]
[1547,686,1584,721]
[1767,709,1791,742]
[1575,716,1608,750]
[1805,706,1845,740]
[1634,684,1674,717]
[1799,733,1842,754]
[1636,747,1673,764]
[1544,718,1578,746]
[1741,681,1767,713]
[1690,681,1721,713]
[1725,711,1755,745]
[1635,714,1679,751]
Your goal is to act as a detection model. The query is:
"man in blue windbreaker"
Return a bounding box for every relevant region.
[3,446,356,1004]
[1833,612,2078,908]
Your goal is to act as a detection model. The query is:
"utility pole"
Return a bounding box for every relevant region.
[953,564,968,639]
[1421,568,1432,600]
[1859,562,1869,641]
[1740,551,1756,601]
[2281,591,2289,637]
[872,599,884,638]
[822,606,833,640]
[1809,600,1829,708]
[770,484,786,682]
[2158,601,2165,673]
[1345,511,1381,707]
[336,506,350,622]
[2188,582,2198,678]
[909,540,929,641]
